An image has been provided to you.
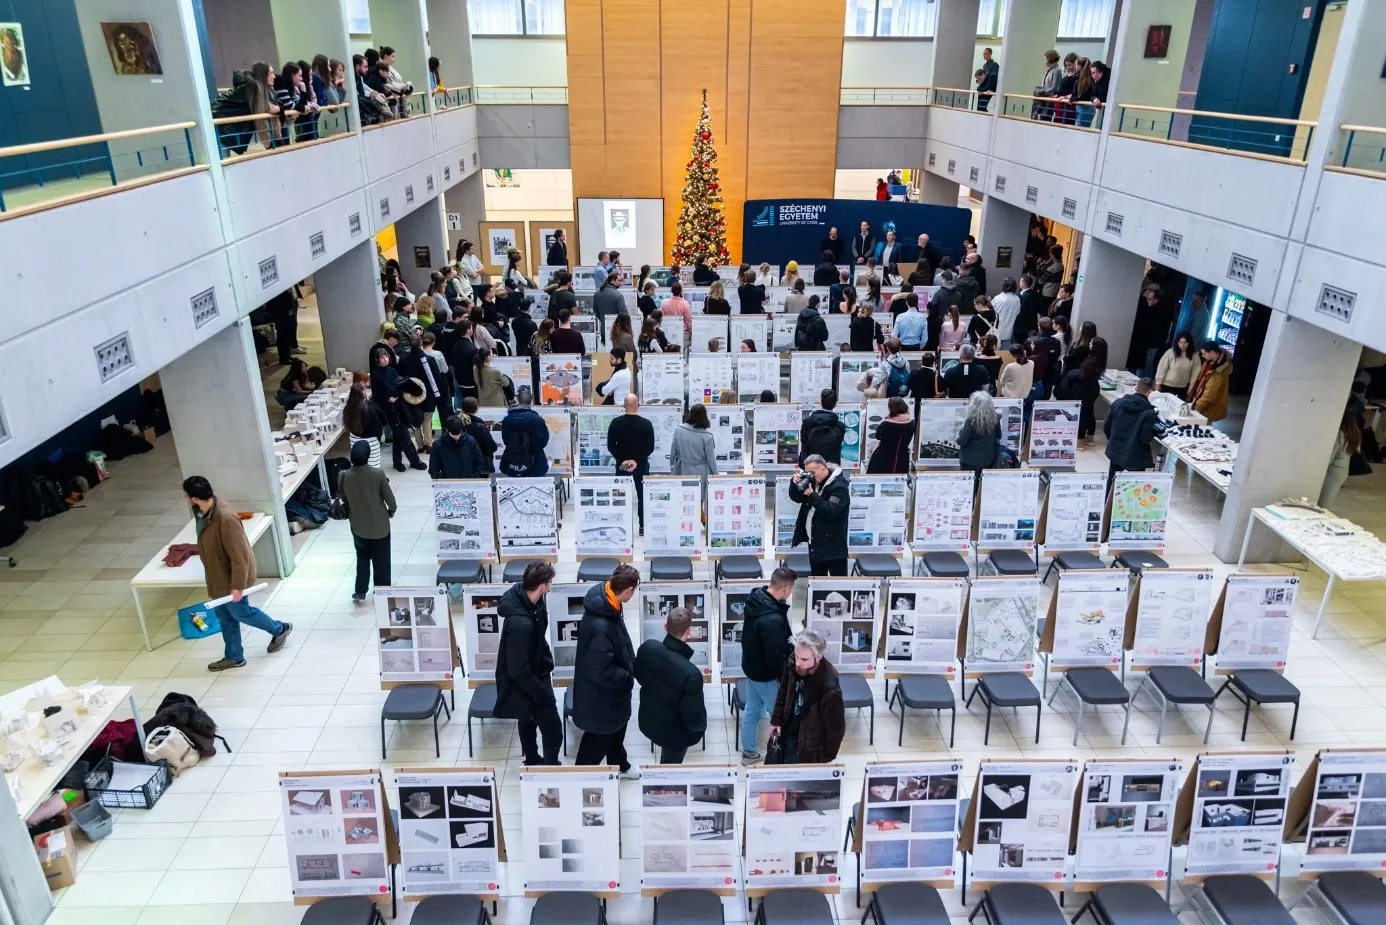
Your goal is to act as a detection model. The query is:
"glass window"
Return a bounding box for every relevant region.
[845,0,877,36]
[470,0,563,35]
[876,0,936,38]
[1058,0,1116,38]
[346,0,371,34]
[977,0,1010,37]
[524,0,566,35]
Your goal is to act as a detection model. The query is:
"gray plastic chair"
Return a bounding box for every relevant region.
[1214,670,1300,740]
[853,554,902,577]
[920,551,970,578]
[578,557,621,582]
[716,555,763,584]
[783,552,811,576]
[889,674,956,747]
[986,549,1037,576]
[503,559,539,582]
[754,889,834,925]
[965,673,1041,744]
[1198,875,1294,925]
[1048,667,1131,746]
[650,556,695,580]
[1134,666,1215,744]
[412,895,493,925]
[530,893,606,924]
[466,683,497,758]
[381,684,450,759]
[654,889,725,924]
[1111,550,1168,573]
[968,883,1065,925]
[839,673,875,744]
[436,559,489,585]
[300,896,385,925]
[1307,870,1386,925]
[864,882,950,925]
[1071,883,1176,925]
[1041,550,1104,584]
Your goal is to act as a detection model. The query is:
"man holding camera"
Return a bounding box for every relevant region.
[789,454,851,576]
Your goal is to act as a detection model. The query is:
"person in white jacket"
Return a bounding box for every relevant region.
[991,277,1022,348]
[597,347,633,405]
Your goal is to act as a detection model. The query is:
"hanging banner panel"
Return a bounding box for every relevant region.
[638,582,715,676]
[883,578,964,676]
[643,477,707,558]
[432,480,497,561]
[1108,472,1174,550]
[1042,473,1107,552]
[640,766,739,893]
[970,760,1079,884]
[847,476,910,554]
[1029,402,1081,467]
[911,471,976,552]
[806,579,881,676]
[706,475,767,556]
[519,767,622,893]
[745,766,846,892]
[375,587,455,684]
[280,772,391,899]
[1072,760,1182,884]
[494,477,560,557]
[395,769,502,896]
[1129,570,1216,667]
[459,584,509,681]
[978,470,1041,549]
[859,761,963,888]
[1214,574,1298,671]
[1182,753,1294,877]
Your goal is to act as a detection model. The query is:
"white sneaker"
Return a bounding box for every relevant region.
[619,767,641,781]
[740,752,763,767]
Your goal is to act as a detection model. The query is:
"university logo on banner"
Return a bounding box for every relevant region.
[752,206,775,227]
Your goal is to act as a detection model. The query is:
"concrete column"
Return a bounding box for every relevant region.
[426,0,475,88]
[1214,315,1361,562]
[269,0,350,69]
[444,171,486,256]
[919,172,961,207]
[932,0,982,92]
[161,321,292,576]
[1071,236,1146,374]
[997,0,1062,97]
[368,0,430,101]
[317,241,387,372]
[978,196,1031,297]
[394,195,450,295]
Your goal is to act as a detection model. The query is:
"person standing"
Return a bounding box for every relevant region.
[1104,377,1160,482]
[608,394,654,532]
[573,565,641,777]
[634,607,707,765]
[738,567,796,764]
[820,226,845,264]
[769,630,846,764]
[1319,406,1361,509]
[798,390,846,465]
[814,251,840,287]
[370,345,427,472]
[669,403,719,476]
[339,440,397,602]
[661,283,694,336]
[495,561,562,766]
[790,454,851,576]
[184,476,292,671]
[428,415,486,479]
[997,346,1035,399]
[547,270,578,322]
[1155,333,1198,399]
[941,344,992,398]
[737,272,767,315]
[1012,274,1044,344]
[1188,343,1233,423]
[852,221,875,269]
[866,398,915,473]
[499,386,550,477]
[957,392,1000,475]
[793,296,829,351]
[545,229,568,268]
[450,319,479,406]
[593,274,625,328]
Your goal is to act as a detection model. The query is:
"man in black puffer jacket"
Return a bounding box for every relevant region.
[634,607,707,764]
[738,567,797,765]
[790,455,852,576]
[493,562,561,766]
[427,416,485,479]
[572,564,640,776]
[798,390,846,465]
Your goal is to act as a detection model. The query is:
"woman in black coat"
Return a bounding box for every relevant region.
[494,574,561,766]
[571,571,639,772]
[369,345,425,472]
[866,398,916,474]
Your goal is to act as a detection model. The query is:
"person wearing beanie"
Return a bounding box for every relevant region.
[781,260,802,290]
[339,440,398,602]
[428,415,486,480]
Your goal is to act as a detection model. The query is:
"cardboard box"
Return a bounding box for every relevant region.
[33,825,76,890]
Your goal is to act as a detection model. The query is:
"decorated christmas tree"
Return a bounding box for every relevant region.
[671,89,730,268]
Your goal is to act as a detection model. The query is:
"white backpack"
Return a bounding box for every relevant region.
[144,726,201,775]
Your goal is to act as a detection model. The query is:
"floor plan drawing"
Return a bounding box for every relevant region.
[495,480,559,550]
[967,581,1040,667]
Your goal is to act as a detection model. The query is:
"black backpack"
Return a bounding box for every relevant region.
[143,692,229,758]
[21,474,66,521]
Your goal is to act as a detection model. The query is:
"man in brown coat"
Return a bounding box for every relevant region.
[770,629,845,764]
[183,476,292,671]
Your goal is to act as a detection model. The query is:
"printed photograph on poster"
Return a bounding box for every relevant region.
[537,356,584,406]
[486,228,518,267]
[1108,472,1174,549]
[546,585,594,678]
[847,476,909,552]
[688,354,736,405]
[603,200,637,249]
[1302,752,1386,871]
[375,588,453,683]
[1049,571,1130,668]
[966,579,1041,673]
[772,478,799,554]
[883,579,964,674]
[433,481,497,560]
[573,476,636,555]
[807,580,879,672]
[396,770,502,894]
[745,767,845,889]
[911,472,976,551]
[751,405,803,468]
[860,761,962,884]
[1073,760,1182,883]
[494,477,559,555]
[1043,473,1107,550]
[1214,574,1297,670]
[708,406,746,470]
[731,320,771,360]
[640,354,686,405]
[799,407,864,470]
[717,581,763,679]
[837,354,879,405]
[978,470,1041,547]
[692,316,730,354]
[916,401,968,466]
[640,583,713,671]
[707,476,766,554]
[790,355,835,404]
[643,478,706,558]
[1029,402,1080,466]
[1185,753,1293,876]
[995,400,1024,453]
[1129,570,1215,666]
[281,772,390,898]
[461,584,508,679]
[972,762,1078,882]
[520,768,621,892]
[640,767,739,889]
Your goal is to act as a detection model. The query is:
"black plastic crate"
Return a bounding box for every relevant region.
[83,758,172,810]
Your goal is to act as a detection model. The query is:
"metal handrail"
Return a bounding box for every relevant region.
[210,101,351,126]
[1117,102,1316,128]
[840,87,933,105]
[1000,93,1104,130]
[0,121,197,158]
[1334,124,1386,176]
[1113,102,1315,164]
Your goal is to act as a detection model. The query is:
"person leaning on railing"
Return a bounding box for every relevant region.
[212,63,278,156]
[273,62,319,145]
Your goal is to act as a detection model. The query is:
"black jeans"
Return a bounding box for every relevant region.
[660,745,688,765]
[616,462,647,530]
[519,696,563,765]
[1079,396,1097,439]
[390,421,421,469]
[809,557,848,576]
[352,534,391,596]
[575,722,630,771]
[275,303,297,364]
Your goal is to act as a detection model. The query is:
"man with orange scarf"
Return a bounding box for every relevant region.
[572,564,641,777]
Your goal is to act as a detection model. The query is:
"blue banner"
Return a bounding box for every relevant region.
[741,198,973,270]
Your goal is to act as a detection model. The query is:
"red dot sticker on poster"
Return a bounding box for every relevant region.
[945,868,953,876]
[1054,872,1064,880]
[828,875,837,883]
[608,881,618,889]
[724,877,734,885]
[379,886,389,893]
[1157,870,1165,878]
[489,882,498,890]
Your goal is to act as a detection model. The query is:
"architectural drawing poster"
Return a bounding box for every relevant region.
[717,580,762,680]
[806,579,879,674]
[642,477,706,558]
[706,476,766,556]
[837,353,879,405]
[1300,750,1386,872]
[432,480,497,561]
[799,406,865,469]
[745,766,845,890]
[545,584,596,681]
[660,313,687,349]
[882,579,964,675]
[1108,472,1174,549]
[1129,569,1215,667]
[537,355,584,406]
[639,353,686,405]
[1028,401,1080,467]
[519,767,621,893]
[789,353,834,404]
[772,478,799,554]
[916,400,968,467]
[1046,570,1131,669]
[1042,472,1107,551]
[1213,573,1298,671]
[691,315,730,354]
[483,407,573,473]
[688,354,736,405]
[707,405,747,471]
[494,477,559,557]
[996,399,1024,454]
[1182,753,1293,876]
[970,760,1078,883]
[730,319,771,360]
[280,772,390,898]
[573,476,636,556]
[847,476,910,553]
[910,471,976,551]
[375,587,454,684]
[978,469,1041,548]
[395,769,501,896]
[639,582,714,675]
[859,761,963,887]
[458,584,509,681]
[1073,760,1182,883]
[640,767,739,891]
[965,577,1041,673]
[752,404,803,469]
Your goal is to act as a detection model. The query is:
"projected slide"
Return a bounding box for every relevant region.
[577,197,665,266]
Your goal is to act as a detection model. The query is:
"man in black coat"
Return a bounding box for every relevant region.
[798,390,846,465]
[820,226,845,263]
[852,221,875,269]
[427,416,485,479]
[547,271,578,322]
[1104,378,1160,482]
[1011,274,1046,345]
[790,455,851,576]
[499,387,550,477]
[450,319,478,406]
[813,251,839,286]
[546,229,568,267]
[634,606,707,764]
[572,564,640,775]
[494,562,562,765]
[738,567,797,764]
[607,394,655,532]
[941,345,993,398]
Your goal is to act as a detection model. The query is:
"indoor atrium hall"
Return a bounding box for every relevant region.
[5,1,1386,924]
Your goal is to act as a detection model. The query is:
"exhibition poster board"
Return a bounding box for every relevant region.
[1040,472,1108,552]
[717,580,762,681]
[962,577,1042,675]
[660,314,686,349]
[1208,573,1298,672]
[847,475,909,554]
[480,407,573,474]
[1290,749,1386,873]
[730,317,771,356]
[1175,752,1294,878]
[861,399,897,467]
[1127,569,1216,668]
[771,314,798,353]
[576,406,681,474]
[545,584,597,682]
[824,314,851,353]
[432,480,497,561]
[639,582,714,677]
[640,767,740,894]
[744,766,846,893]
[493,355,535,396]
[688,354,736,405]
[1039,571,1131,670]
[1107,472,1174,550]
[280,770,393,900]
[707,405,747,472]
[537,355,585,406]
[977,470,1041,549]
[806,579,880,676]
[691,315,730,353]
[1028,402,1081,467]
[910,471,976,552]
[798,406,865,470]
[375,588,456,686]
[706,475,767,556]
[752,405,803,470]
[642,476,706,558]
[882,578,965,676]
[960,760,1079,887]
[772,478,798,554]
[916,400,968,467]
[996,399,1024,454]
[519,766,622,895]
[572,475,637,557]
[494,477,560,558]
[856,761,963,888]
[1072,759,1182,885]
[837,353,879,405]
[458,584,508,683]
[640,354,686,406]
[789,354,835,404]
[395,768,504,897]
[737,353,781,404]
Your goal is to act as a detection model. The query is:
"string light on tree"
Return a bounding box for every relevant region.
[671,89,729,268]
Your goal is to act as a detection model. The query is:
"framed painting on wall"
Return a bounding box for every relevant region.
[1144,25,1172,59]
[1,23,29,87]
[101,22,163,75]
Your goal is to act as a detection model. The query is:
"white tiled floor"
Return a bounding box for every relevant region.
[5,417,1384,923]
